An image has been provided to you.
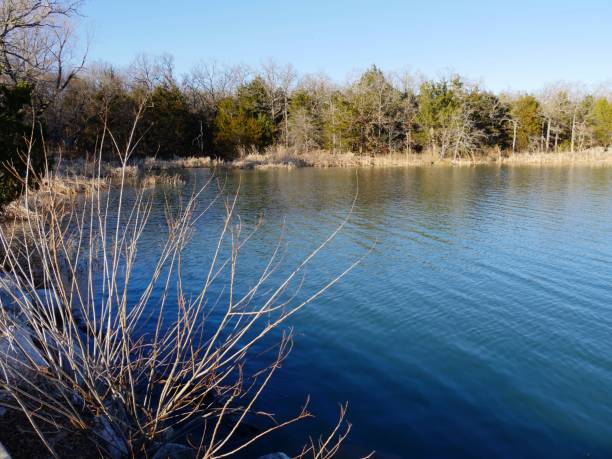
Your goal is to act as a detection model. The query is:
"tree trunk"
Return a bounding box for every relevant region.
[331,100,336,153]
[570,110,577,153]
[405,126,412,154]
[512,121,517,155]
[429,127,435,157]
[283,94,288,148]
[546,119,551,152]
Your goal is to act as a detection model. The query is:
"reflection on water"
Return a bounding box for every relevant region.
[119,165,612,458]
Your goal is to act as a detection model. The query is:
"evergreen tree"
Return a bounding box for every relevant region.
[416,78,461,157]
[140,85,198,157]
[589,98,612,148]
[509,95,543,152]
[214,78,274,158]
[0,83,44,206]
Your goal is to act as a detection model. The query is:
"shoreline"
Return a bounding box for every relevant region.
[3,148,610,221]
[230,148,612,169]
[143,148,612,172]
[1,147,611,458]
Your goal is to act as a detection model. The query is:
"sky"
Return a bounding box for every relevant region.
[82,0,612,92]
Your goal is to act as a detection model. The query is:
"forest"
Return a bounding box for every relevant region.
[1,0,612,202]
[41,60,612,160]
[2,3,612,459]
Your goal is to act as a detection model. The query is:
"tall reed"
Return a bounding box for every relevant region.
[0,107,365,458]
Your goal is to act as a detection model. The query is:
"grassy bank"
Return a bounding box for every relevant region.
[0,155,356,458]
[231,146,612,169]
[5,145,609,221]
[136,147,612,171]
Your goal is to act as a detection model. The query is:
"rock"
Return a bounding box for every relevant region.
[0,441,11,459]
[32,288,87,332]
[257,454,291,459]
[93,415,128,459]
[33,288,61,309]
[0,393,7,416]
[32,288,63,327]
[0,322,48,372]
[0,273,29,315]
[151,443,195,459]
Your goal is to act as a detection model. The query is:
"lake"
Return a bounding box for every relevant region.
[119,165,612,458]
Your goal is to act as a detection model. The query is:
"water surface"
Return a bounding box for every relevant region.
[122,165,612,458]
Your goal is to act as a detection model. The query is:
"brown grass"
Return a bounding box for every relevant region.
[232,147,439,169]
[139,172,186,188]
[0,107,362,458]
[138,156,220,170]
[230,146,612,169]
[496,147,612,166]
[1,174,107,221]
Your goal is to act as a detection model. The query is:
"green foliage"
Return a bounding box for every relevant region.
[214,79,274,158]
[509,95,543,151]
[290,89,313,112]
[465,90,511,148]
[140,86,198,157]
[345,66,400,153]
[0,83,44,206]
[287,89,323,151]
[38,62,612,160]
[319,91,354,152]
[589,98,612,147]
[416,78,461,150]
[50,75,205,159]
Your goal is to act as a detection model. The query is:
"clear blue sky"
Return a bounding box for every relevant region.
[82,0,612,92]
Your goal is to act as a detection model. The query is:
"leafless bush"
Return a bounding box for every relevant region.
[0,111,363,458]
[140,172,185,188]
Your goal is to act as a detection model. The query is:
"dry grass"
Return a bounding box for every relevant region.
[231,145,612,169]
[497,147,612,166]
[232,146,439,169]
[139,156,220,171]
[0,109,363,458]
[1,174,107,222]
[53,146,612,180]
[139,173,186,188]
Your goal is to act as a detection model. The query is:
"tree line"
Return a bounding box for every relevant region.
[2,2,612,201]
[45,59,612,162]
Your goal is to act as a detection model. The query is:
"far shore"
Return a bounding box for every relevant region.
[4,147,610,221]
[142,147,612,171]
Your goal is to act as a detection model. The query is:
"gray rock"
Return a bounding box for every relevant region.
[0,441,11,459]
[0,323,48,371]
[33,288,87,331]
[151,443,195,459]
[0,394,7,416]
[0,273,29,314]
[93,415,128,459]
[33,288,61,310]
[257,454,291,459]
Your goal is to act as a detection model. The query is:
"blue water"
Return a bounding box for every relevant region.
[118,166,612,458]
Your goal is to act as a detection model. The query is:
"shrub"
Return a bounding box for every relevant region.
[0,83,45,207]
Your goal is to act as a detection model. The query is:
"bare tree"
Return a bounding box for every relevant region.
[261,60,296,145]
[449,99,486,160]
[393,70,418,153]
[538,83,572,152]
[183,59,250,110]
[128,53,176,90]
[289,106,319,152]
[0,0,85,104]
